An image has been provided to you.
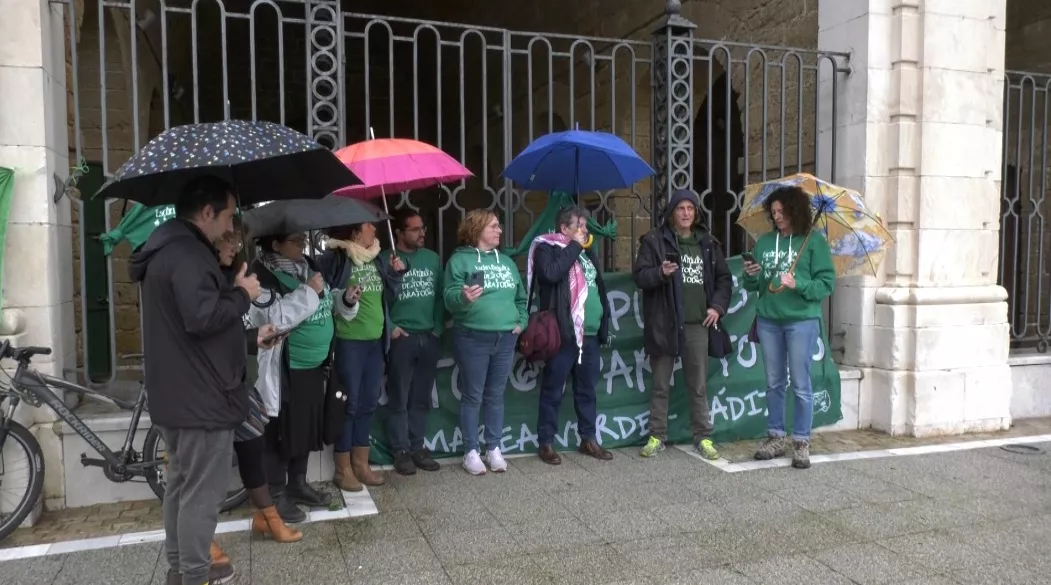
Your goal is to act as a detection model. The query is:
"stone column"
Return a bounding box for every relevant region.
[818,0,1010,436]
[0,0,76,508]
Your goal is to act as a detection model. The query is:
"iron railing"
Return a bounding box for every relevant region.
[1002,70,1051,352]
[60,0,849,383]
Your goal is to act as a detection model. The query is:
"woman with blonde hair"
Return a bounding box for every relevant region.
[443,210,528,475]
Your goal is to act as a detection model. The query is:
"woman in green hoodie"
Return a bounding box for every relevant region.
[741,185,835,469]
[443,209,528,476]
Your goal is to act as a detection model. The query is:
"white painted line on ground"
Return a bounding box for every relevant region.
[675,434,1051,473]
[0,489,379,563]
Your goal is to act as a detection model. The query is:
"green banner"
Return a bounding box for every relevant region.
[368,256,841,463]
[0,168,13,313]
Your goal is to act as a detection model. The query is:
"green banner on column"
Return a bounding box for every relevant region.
[0,168,14,313]
[368,256,841,462]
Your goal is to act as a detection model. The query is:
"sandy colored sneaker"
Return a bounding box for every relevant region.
[792,439,811,469]
[754,434,787,460]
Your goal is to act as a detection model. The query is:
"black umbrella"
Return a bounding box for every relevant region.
[243,195,390,239]
[92,120,361,206]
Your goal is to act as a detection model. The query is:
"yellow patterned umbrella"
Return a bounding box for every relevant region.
[736,172,893,277]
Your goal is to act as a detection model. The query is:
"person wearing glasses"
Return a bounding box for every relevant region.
[385,209,444,475]
[246,231,361,523]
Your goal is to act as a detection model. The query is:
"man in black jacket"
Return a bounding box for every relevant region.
[130,175,261,585]
[529,206,613,464]
[632,188,732,460]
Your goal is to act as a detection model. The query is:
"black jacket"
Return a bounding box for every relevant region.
[130,219,251,430]
[532,241,611,346]
[632,191,733,358]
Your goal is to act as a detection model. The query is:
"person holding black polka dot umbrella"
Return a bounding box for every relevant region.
[107,120,361,585]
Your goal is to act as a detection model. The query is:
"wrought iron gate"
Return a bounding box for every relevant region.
[1002,70,1051,353]
[61,0,849,383]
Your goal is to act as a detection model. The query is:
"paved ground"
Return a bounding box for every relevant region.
[4,439,1051,584]
[8,418,1051,546]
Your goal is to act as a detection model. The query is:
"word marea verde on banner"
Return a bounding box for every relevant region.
[367,257,841,464]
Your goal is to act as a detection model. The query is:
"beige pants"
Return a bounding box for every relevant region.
[648,324,712,442]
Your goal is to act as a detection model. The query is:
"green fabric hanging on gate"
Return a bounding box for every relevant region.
[503,191,618,257]
[0,168,14,312]
[99,203,176,255]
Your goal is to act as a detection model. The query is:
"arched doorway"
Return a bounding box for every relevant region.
[693,73,747,255]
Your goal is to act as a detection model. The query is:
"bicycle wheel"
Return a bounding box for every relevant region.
[0,420,45,542]
[142,426,248,513]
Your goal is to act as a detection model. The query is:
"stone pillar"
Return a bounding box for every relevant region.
[819,0,1010,436]
[0,0,76,508]
[650,0,695,224]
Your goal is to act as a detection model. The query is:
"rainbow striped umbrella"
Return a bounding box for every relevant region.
[331,137,473,201]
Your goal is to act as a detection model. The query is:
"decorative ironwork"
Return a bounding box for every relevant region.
[1001,71,1051,352]
[651,0,695,224]
[306,0,341,149]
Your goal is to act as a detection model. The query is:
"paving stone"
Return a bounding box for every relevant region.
[445,555,558,585]
[809,542,932,585]
[877,530,999,573]
[734,553,855,584]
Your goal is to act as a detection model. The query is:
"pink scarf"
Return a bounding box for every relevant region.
[526,233,587,359]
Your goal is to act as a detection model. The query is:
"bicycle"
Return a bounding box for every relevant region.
[0,342,247,541]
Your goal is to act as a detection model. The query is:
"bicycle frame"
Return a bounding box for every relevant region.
[2,364,156,474]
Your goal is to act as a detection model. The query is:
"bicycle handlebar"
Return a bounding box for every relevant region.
[0,341,53,363]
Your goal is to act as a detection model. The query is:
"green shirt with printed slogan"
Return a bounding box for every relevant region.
[335,260,385,341]
[390,247,444,336]
[579,253,603,336]
[443,246,528,332]
[741,230,837,322]
[676,231,707,324]
[273,271,335,370]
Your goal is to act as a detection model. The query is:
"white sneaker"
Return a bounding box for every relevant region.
[462,449,486,475]
[486,448,508,473]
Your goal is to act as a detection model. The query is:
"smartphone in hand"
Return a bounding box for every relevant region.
[467,270,485,289]
[741,252,756,263]
[664,252,681,265]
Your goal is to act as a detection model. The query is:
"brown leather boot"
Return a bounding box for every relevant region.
[579,439,613,460]
[351,446,385,486]
[333,451,363,492]
[210,540,230,567]
[252,505,303,543]
[539,444,562,465]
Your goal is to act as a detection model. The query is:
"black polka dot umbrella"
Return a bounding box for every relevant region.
[92,120,362,206]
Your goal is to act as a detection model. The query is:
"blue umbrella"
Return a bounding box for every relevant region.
[501,129,655,193]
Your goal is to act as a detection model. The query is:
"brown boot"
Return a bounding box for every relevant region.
[252,505,303,543]
[539,444,562,465]
[351,446,385,486]
[333,450,363,492]
[210,540,230,566]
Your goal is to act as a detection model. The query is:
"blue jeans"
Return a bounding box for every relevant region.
[755,317,820,441]
[452,327,518,453]
[334,338,384,451]
[537,336,601,444]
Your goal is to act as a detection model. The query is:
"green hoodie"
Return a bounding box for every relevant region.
[390,247,444,336]
[742,230,836,321]
[443,246,528,332]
